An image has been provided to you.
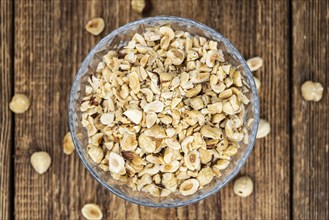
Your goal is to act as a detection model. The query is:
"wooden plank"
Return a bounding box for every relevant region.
[14,0,291,219]
[114,0,291,219]
[0,1,13,219]
[292,0,329,219]
[13,0,129,219]
[177,0,291,219]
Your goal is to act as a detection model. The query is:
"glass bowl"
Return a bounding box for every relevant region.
[69,16,259,208]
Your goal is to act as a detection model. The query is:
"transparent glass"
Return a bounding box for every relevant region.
[69,16,259,207]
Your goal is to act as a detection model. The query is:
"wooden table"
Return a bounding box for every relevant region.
[0,0,328,219]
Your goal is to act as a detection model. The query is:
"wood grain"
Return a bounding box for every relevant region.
[0,0,13,219]
[13,0,125,219]
[12,0,293,219]
[7,0,328,219]
[292,0,329,219]
[214,1,291,219]
[126,1,290,219]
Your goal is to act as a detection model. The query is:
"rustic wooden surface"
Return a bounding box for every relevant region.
[0,0,327,219]
[0,0,13,219]
[292,1,329,219]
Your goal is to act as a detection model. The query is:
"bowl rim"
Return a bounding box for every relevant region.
[69,15,259,208]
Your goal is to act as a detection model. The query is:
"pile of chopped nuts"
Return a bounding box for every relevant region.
[80,25,253,197]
